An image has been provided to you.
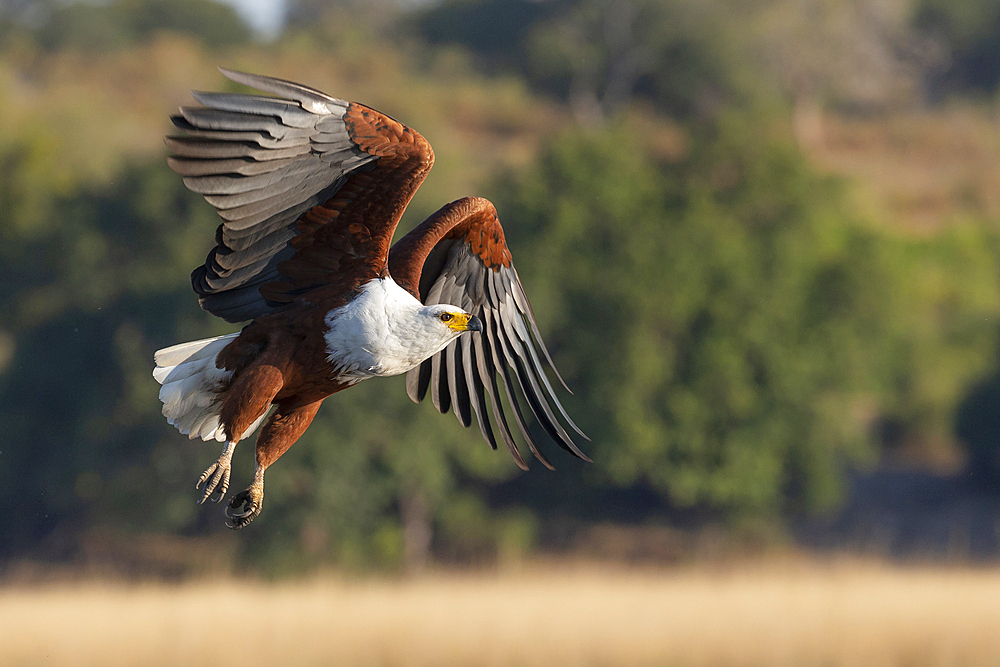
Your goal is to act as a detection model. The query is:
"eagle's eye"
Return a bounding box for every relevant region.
[439,312,454,323]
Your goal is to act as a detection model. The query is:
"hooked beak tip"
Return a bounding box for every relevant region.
[467,315,483,332]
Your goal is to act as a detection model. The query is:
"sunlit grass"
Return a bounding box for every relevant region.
[3,560,1000,666]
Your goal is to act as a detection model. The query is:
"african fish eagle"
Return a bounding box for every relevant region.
[153,69,588,528]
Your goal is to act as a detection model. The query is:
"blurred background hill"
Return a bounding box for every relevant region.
[3,0,1000,578]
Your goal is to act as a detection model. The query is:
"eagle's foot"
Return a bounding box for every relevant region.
[196,441,235,504]
[225,481,263,529]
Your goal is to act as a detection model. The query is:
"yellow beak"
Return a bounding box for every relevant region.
[448,314,483,332]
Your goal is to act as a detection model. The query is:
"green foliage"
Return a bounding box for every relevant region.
[0,146,220,556]
[3,0,1000,574]
[915,0,1000,94]
[417,0,547,64]
[31,0,253,51]
[415,0,759,121]
[497,117,900,515]
[879,226,1000,437]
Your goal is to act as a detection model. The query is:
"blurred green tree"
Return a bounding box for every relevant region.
[0,146,222,558]
[3,0,1000,575]
[494,116,897,517]
[915,0,1000,95]
[416,0,755,124]
[28,0,252,51]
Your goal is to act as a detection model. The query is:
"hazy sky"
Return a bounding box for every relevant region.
[219,0,286,38]
[217,0,435,37]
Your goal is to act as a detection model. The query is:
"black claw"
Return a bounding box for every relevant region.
[196,469,212,491]
[227,490,248,509]
[224,489,261,529]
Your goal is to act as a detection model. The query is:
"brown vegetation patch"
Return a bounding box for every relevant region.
[801,105,1000,233]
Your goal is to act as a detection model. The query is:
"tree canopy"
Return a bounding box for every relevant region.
[2,0,1000,574]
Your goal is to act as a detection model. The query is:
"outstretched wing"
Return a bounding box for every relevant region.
[389,197,589,469]
[168,68,434,322]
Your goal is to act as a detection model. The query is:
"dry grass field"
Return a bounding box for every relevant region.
[3,561,1000,667]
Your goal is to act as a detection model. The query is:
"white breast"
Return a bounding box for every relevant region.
[324,277,456,381]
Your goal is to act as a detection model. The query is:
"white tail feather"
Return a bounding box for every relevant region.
[153,333,270,442]
[155,335,236,368]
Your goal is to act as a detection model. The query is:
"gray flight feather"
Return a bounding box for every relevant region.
[406,237,586,468]
[166,70,377,322]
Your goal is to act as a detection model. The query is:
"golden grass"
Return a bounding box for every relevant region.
[3,561,1000,667]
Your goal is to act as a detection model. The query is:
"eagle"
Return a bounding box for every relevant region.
[152,69,588,528]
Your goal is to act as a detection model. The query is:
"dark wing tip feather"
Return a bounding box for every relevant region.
[483,308,555,470]
[394,199,587,468]
[501,270,589,441]
[475,330,530,470]
[510,272,574,395]
[487,276,589,463]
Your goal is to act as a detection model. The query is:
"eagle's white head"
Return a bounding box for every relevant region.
[324,278,482,380]
[398,302,482,364]
[421,303,483,335]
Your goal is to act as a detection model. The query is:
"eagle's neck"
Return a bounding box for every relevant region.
[323,277,453,381]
